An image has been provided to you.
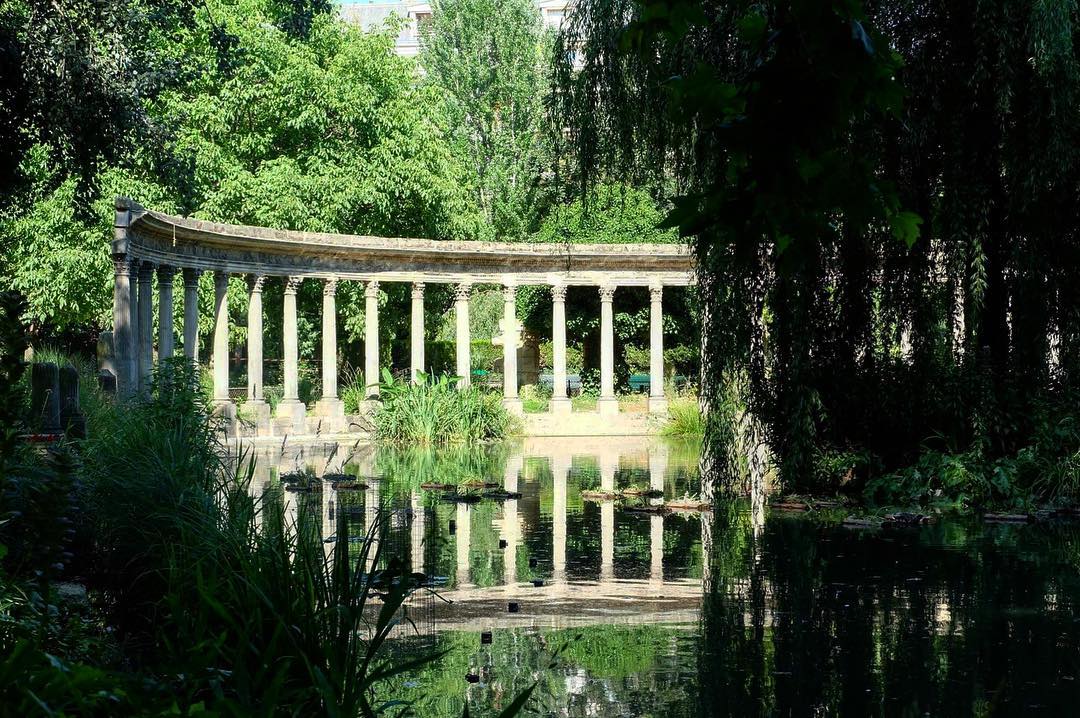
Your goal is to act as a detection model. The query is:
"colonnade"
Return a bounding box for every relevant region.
[112,261,672,426]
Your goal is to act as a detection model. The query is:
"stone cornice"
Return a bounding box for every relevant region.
[115,198,696,287]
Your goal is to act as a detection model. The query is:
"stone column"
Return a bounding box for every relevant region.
[182,268,201,363]
[211,271,232,413]
[315,277,345,421]
[550,284,571,414]
[138,262,154,392]
[111,257,135,395]
[157,265,175,363]
[454,283,472,388]
[598,284,618,417]
[648,283,668,414]
[245,275,270,424]
[364,281,380,399]
[127,259,139,377]
[410,282,425,383]
[277,276,305,425]
[501,283,523,414]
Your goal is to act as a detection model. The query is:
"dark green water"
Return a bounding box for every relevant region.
[253,438,1080,716]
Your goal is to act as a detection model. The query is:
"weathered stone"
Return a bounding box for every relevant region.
[97,369,117,395]
[97,330,115,377]
[30,362,61,432]
[58,365,86,439]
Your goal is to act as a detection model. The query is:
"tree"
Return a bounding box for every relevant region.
[421,0,552,241]
[555,0,1080,500]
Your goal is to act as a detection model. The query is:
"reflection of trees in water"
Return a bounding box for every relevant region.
[699,504,1080,715]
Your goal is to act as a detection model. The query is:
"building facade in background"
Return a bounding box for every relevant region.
[340,0,570,57]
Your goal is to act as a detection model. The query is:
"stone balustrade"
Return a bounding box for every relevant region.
[110,197,696,435]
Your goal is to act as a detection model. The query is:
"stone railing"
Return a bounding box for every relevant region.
[110,198,696,435]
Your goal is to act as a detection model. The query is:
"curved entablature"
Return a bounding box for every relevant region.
[109,197,694,429]
[113,197,695,287]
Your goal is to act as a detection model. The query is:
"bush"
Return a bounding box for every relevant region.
[660,396,705,436]
[373,370,518,443]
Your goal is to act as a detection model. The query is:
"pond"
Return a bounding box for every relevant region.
[248,437,1080,716]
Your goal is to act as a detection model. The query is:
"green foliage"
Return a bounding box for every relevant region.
[532,184,676,245]
[519,383,549,413]
[556,0,1080,499]
[421,0,552,240]
[660,396,704,437]
[373,370,518,444]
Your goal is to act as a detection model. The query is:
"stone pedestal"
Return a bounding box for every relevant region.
[597,397,619,418]
[313,397,347,431]
[648,396,669,414]
[274,398,307,434]
[243,399,272,427]
[549,397,572,414]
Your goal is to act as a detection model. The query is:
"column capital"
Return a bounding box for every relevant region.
[454,282,472,302]
[284,276,302,295]
[182,267,201,286]
[323,276,338,296]
[213,269,229,286]
[411,281,425,300]
[248,274,267,293]
[551,284,567,302]
[138,260,155,278]
[364,280,379,299]
[156,264,176,281]
[649,283,663,302]
[599,284,616,302]
[114,256,134,276]
[502,283,517,302]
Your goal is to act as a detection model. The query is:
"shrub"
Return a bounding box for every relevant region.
[373,370,517,443]
[661,396,705,436]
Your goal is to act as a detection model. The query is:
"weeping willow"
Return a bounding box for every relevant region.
[553,0,1080,497]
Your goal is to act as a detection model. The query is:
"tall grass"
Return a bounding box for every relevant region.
[660,396,705,436]
[9,358,448,714]
[373,371,518,444]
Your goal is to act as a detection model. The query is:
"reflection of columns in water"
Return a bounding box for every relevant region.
[552,454,570,585]
[648,442,667,584]
[650,514,664,584]
[648,442,668,504]
[456,502,472,587]
[410,491,425,574]
[701,514,713,587]
[322,481,337,566]
[599,452,617,582]
[365,479,380,573]
[502,453,523,586]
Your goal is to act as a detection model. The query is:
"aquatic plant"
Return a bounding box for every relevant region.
[373,370,517,444]
[660,397,705,437]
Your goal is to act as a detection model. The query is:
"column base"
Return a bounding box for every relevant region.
[648,396,669,415]
[549,397,572,415]
[313,397,345,418]
[273,398,306,433]
[597,397,619,418]
[502,397,524,415]
[212,398,236,419]
[239,399,272,435]
[212,399,237,435]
